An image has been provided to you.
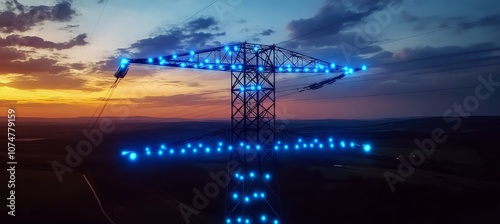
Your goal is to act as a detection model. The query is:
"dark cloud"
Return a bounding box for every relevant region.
[260,29,275,36]
[93,16,226,73]
[284,0,400,48]
[58,24,79,31]
[0,46,26,61]
[97,0,106,4]
[0,0,77,33]
[0,34,88,50]
[237,19,247,23]
[0,72,96,91]
[185,17,218,32]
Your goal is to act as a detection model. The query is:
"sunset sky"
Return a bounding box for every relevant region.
[1,0,499,119]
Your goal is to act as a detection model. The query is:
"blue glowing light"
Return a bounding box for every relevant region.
[239,176,244,181]
[238,217,242,223]
[331,63,336,68]
[146,151,151,156]
[313,68,318,72]
[234,46,238,51]
[170,149,174,154]
[320,65,325,70]
[325,69,330,73]
[295,144,299,150]
[260,192,265,198]
[235,173,240,178]
[319,144,324,149]
[254,46,259,51]
[147,58,153,63]
[219,65,224,70]
[349,68,354,74]
[121,151,129,156]
[240,86,245,92]
[227,219,231,223]
[305,68,310,72]
[245,219,249,224]
[298,138,302,142]
[341,141,346,148]
[158,150,163,156]
[362,65,367,71]
[303,144,307,148]
[250,172,255,178]
[274,145,279,151]
[204,59,209,63]
[245,197,249,202]
[233,193,238,199]
[229,146,233,151]
[253,192,258,198]
[187,144,191,148]
[120,59,129,64]
[193,149,197,153]
[240,142,244,147]
[129,152,137,160]
[225,46,230,51]
[172,54,177,59]
[217,147,221,152]
[287,67,292,72]
[330,143,334,148]
[265,173,271,180]
[274,220,279,224]
[258,66,264,72]
[180,63,186,68]
[238,65,243,70]
[350,142,355,148]
[161,144,166,149]
[216,59,220,64]
[284,145,289,150]
[261,215,267,221]
[295,68,300,72]
[363,144,372,153]
[199,62,204,67]
[329,138,333,142]
[205,147,210,153]
[231,64,236,70]
[278,67,283,72]
[314,139,318,143]
[208,65,214,69]
[256,145,261,150]
[251,86,256,91]
[145,147,150,151]
[181,149,186,154]
[309,143,314,148]
[198,143,203,148]
[257,85,262,90]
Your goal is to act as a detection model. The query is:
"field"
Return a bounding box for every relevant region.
[3,117,500,224]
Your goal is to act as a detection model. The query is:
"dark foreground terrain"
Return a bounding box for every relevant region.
[2,117,500,224]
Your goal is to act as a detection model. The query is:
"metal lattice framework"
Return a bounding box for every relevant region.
[116,42,363,223]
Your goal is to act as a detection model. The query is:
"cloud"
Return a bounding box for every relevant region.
[94,16,226,73]
[284,0,400,48]
[0,33,88,50]
[0,72,96,91]
[260,29,275,36]
[0,0,77,33]
[184,17,218,32]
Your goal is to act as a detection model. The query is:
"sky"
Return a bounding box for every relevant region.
[1,0,500,119]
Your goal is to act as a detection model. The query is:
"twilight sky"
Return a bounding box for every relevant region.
[1,0,499,119]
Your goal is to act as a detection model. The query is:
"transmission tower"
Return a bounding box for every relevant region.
[115,42,363,223]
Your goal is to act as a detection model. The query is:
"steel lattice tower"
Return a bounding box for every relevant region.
[115,42,363,223]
